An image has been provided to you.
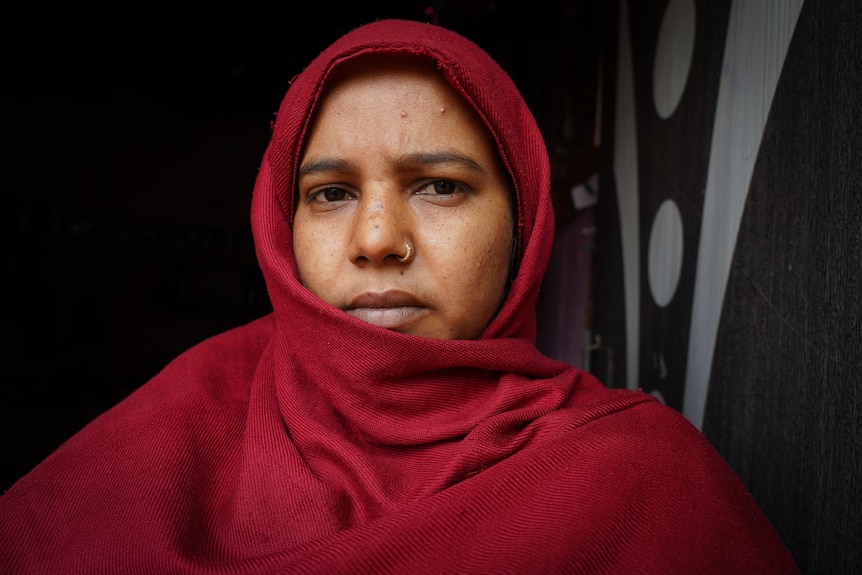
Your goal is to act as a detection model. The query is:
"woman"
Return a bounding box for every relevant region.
[0,20,798,574]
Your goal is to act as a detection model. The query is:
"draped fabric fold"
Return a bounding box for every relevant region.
[0,19,798,574]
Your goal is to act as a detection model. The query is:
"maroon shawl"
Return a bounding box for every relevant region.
[0,20,798,574]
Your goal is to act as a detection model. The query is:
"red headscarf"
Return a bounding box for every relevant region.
[1,20,798,574]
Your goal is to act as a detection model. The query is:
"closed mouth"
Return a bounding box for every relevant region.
[345,290,429,330]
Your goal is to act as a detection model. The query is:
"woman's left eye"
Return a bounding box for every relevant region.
[417,180,461,195]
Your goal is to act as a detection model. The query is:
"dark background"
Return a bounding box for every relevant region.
[2,1,604,492]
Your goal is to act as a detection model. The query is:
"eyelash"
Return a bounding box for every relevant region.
[309,187,353,203]
[417,179,463,196]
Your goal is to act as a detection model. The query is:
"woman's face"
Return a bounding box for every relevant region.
[293,56,514,340]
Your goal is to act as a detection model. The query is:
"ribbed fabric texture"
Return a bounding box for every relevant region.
[0,20,799,574]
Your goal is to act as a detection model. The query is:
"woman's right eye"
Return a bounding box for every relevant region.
[310,187,351,203]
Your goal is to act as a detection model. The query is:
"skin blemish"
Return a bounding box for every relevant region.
[439,107,446,114]
[400,111,408,118]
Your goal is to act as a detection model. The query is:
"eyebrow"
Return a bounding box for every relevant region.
[298,158,353,178]
[298,151,485,178]
[394,151,484,173]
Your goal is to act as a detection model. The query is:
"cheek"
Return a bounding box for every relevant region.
[476,201,515,275]
[477,205,516,297]
[436,203,513,335]
[475,221,515,298]
[293,221,334,296]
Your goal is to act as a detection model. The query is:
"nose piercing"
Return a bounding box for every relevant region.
[397,241,413,263]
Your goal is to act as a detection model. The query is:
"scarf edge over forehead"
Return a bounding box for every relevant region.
[251,18,554,343]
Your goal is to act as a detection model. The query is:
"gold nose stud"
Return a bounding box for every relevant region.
[397,241,413,263]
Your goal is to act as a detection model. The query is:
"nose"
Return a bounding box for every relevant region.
[349,188,413,266]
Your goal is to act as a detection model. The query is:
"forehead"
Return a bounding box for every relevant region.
[303,54,498,158]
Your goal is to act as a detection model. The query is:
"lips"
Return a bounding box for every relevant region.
[345,290,429,330]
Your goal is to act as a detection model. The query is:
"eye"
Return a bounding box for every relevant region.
[417,179,464,196]
[309,186,352,203]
